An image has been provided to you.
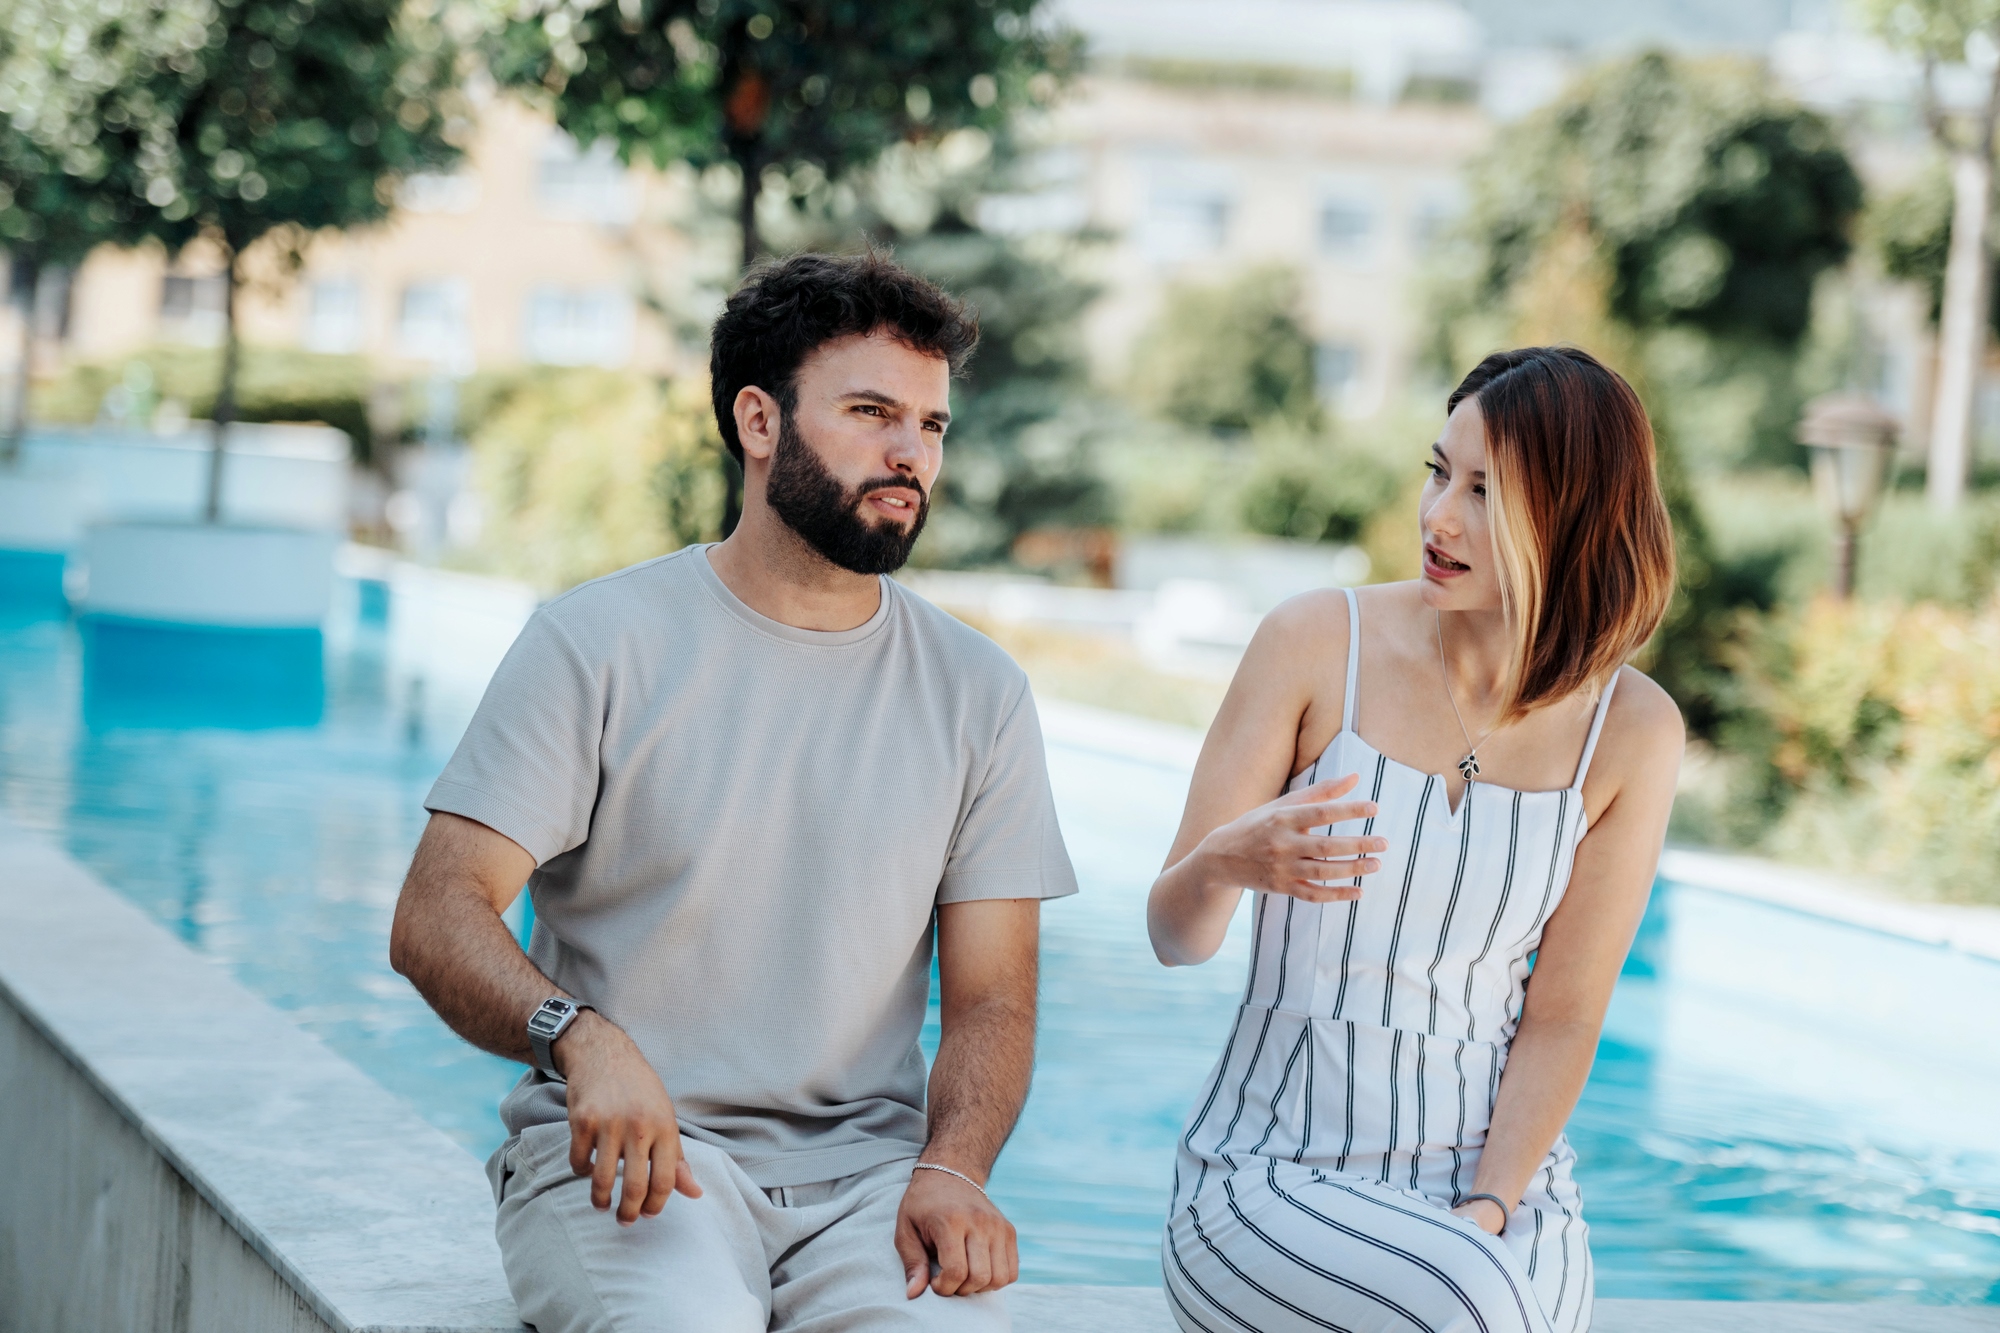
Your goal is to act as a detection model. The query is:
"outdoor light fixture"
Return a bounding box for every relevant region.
[1796,392,1898,599]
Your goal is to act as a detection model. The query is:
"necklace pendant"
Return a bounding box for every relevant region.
[1458,753,1480,782]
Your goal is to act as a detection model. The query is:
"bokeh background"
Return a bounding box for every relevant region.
[7,0,2000,907]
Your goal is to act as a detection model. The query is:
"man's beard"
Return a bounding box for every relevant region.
[764,416,929,575]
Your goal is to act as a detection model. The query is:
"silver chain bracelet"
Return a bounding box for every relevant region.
[911,1162,987,1196]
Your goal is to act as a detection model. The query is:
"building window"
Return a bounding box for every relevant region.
[524,288,634,367]
[1315,341,1362,409]
[398,171,481,214]
[1411,185,1466,249]
[1319,199,1374,257]
[537,133,636,225]
[397,279,472,367]
[159,274,228,344]
[1142,186,1232,260]
[303,278,364,354]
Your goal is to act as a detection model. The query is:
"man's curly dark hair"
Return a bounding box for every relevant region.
[708,252,981,464]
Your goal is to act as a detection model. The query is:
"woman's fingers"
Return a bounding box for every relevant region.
[1279,877,1363,902]
[1278,774,1360,807]
[1304,834,1388,860]
[1287,797,1379,830]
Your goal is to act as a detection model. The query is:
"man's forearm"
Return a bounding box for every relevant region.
[921,993,1036,1179]
[391,881,565,1064]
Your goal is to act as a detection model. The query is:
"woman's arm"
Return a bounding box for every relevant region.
[1453,671,1685,1234]
[1148,594,1386,966]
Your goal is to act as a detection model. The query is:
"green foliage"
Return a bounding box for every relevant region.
[1866,161,2000,338]
[1720,595,2000,903]
[0,0,208,263]
[1455,51,1861,349]
[1236,431,1402,545]
[1858,0,2000,61]
[1129,266,1322,435]
[134,0,466,258]
[898,222,1110,567]
[33,344,377,458]
[483,0,1079,260]
[464,368,724,590]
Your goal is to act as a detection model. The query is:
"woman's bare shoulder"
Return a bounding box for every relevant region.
[1596,666,1687,775]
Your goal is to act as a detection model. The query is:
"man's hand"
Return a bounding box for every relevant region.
[894,1164,1018,1298]
[558,1012,702,1225]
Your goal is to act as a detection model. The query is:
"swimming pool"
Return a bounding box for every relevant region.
[0,601,1994,1303]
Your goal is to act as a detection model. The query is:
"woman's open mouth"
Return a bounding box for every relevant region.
[1424,544,1471,578]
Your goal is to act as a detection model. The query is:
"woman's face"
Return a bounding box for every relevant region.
[1418,398,1505,613]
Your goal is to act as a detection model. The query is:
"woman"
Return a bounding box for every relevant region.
[1149,347,1684,1333]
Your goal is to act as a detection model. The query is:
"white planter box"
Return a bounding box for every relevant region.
[0,467,86,553]
[20,424,350,532]
[79,522,338,628]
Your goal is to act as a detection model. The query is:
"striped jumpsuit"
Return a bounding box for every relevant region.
[1164,588,1617,1333]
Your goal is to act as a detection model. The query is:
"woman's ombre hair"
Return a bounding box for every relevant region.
[1446,346,1675,721]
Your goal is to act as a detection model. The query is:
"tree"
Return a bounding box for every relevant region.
[1861,0,2000,509]
[0,0,207,461]
[1434,50,1863,736]
[1128,265,1323,436]
[484,0,1079,531]
[135,0,464,521]
[486,0,1076,270]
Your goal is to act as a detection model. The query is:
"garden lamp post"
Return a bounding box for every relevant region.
[1796,393,1898,599]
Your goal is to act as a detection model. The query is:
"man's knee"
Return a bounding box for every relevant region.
[497,1137,766,1333]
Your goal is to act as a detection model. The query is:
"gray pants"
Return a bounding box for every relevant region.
[490,1123,1012,1332]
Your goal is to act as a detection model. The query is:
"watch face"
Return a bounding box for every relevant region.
[528,1001,572,1037]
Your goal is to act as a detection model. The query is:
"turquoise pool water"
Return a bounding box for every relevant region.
[0,603,1996,1303]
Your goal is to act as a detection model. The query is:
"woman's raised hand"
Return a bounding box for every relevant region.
[1192,774,1386,903]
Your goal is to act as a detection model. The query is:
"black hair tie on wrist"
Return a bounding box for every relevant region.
[1461,1192,1511,1222]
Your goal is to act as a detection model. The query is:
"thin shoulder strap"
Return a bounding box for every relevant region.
[1571,669,1621,788]
[1341,586,1362,731]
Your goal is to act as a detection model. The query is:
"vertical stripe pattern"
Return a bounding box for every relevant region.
[1167,589,1615,1333]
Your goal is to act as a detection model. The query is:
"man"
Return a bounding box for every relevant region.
[389,252,1076,1332]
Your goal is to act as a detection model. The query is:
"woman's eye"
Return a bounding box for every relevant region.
[1425,463,1444,479]
[1473,485,1486,497]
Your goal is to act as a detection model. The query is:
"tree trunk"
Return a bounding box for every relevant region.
[204,251,241,525]
[739,150,760,274]
[721,145,762,538]
[4,254,35,469]
[1928,148,1993,512]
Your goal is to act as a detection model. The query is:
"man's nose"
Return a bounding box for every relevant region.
[883,422,929,475]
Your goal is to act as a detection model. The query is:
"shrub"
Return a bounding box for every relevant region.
[1726,596,2000,904]
[464,369,724,592]
[35,344,377,463]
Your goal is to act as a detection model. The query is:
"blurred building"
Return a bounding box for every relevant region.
[47,94,702,382]
[4,0,1965,447]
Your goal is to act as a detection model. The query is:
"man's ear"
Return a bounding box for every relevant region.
[733,385,781,465]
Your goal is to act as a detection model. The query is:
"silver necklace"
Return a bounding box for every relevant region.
[1436,611,1495,783]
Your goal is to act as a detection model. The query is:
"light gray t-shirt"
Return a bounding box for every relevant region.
[425,545,1077,1187]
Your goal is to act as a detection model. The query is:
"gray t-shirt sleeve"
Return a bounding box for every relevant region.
[424,608,602,866]
[938,682,1079,905]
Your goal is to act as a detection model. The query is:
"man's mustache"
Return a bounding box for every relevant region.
[855,475,929,507]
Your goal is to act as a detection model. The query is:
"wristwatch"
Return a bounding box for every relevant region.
[526,997,595,1080]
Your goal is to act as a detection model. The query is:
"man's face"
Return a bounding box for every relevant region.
[763,330,950,576]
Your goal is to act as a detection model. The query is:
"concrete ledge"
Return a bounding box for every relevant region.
[0,816,521,1332]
